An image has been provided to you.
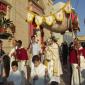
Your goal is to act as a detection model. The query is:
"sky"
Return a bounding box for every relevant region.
[54,0,85,36]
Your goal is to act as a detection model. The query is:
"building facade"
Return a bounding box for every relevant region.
[1,0,29,53]
[1,0,75,53]
[2,0,52,52]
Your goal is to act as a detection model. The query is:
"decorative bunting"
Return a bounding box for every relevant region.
[55,10,64,22]
[27,12,34,22]
[45,15,55,25]
[35,15,43,28]
[64,1,71,14]
[27,1,73,27]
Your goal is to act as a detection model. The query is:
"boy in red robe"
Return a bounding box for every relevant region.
[16,40,29,79]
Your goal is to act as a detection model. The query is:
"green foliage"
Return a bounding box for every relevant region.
[0,17,15,34]
[0,17,12,29]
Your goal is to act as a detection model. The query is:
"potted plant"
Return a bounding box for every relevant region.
[0,17,16,39]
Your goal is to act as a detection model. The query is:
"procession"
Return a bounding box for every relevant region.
[0,0,85,85]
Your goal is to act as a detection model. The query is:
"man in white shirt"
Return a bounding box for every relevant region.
[28,35,41,68]
[29,35,41,56]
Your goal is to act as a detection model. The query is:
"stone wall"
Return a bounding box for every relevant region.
[3,0,30,53]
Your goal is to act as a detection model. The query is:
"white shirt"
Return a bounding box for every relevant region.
[32,42,41,56]
[8,70,25,85]
[31,63,47,85]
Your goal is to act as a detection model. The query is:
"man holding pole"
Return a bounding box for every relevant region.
[69,38,80,85]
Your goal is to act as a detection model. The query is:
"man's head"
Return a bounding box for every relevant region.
[31,35,36,43]
[0,40,3,50]
[17,40,22,48]
[32,55,41,67]
[11,61,18,72]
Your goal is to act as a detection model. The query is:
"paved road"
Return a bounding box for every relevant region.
[2,63,71,85]
[60,64,71,85]
[26,64,71,85]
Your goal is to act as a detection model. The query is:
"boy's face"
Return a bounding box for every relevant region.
[12,66,18,72]
[32,37,36,43]
[34,60,40,67]
[17,42,21,48]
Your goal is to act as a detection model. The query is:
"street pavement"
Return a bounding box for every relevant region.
[2,62,71,85]
[60,62,71,85]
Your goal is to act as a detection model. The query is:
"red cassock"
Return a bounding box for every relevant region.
[82,48,85,58]
[69,49,78,64]
[16,48,28,60]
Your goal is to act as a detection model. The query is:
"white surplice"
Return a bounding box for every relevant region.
[31,63,47,85]
[7,70,25,85]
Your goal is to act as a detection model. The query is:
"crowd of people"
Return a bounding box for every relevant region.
[0,35,85,85]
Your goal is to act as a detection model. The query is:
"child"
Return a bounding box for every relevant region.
[7,61,25,85]
[31,55,50,85]
[16,40,28,79]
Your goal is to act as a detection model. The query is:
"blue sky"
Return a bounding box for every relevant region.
[54,0,85,35]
